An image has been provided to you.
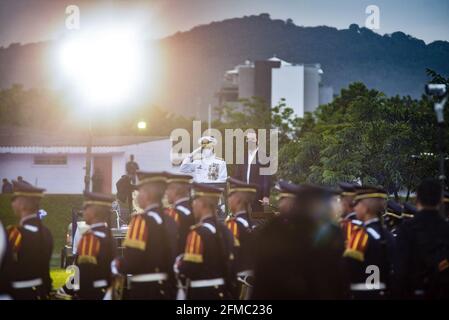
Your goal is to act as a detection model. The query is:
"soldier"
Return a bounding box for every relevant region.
[176,183,236,300]
[383,200,403,236]
[111,171,178,300]
[343,186,396,299]
[6,181,53,300]
[396,179,449,299]
[338,182,358,220]
[74,191,116,300]
[253,181,348,299]
[180,136,227,183]
[339,182,364,244]
[402,202,417,219]
[164,173,195,254]
[0,221,13,299]
[276,180,302,215]
[225,177,258,299]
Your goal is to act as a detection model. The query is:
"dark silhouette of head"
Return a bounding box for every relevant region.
[416,178,442,209]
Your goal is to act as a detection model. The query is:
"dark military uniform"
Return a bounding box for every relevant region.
[396,208,449,299]
[225,178,258,299]
[74,191,116,300]
[253,182,348,299]
[0,221,13,299]
[164,173,195,255]
[5,182,53,300]
[338,182,359,220]
[178,184,236,300]
[165,199,194,256]
[343,187,396,299]
[116,172,178,300]
[76,223,115,299]
[383,200,403,236]
[402,202,417,219]
[6,181,53,300]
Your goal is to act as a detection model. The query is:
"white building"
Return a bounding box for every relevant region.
[217,56,333,118]
[0,126,175,194]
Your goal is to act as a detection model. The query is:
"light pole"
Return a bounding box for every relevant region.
[84,116,93,192]
[425,84,448,213]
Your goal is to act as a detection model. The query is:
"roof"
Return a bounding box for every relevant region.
[268,56,292,66]
[0,126,167,147]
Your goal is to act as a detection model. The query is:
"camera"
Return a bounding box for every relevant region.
[425,84,447,98]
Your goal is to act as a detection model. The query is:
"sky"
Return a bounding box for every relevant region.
[0,0,448,47]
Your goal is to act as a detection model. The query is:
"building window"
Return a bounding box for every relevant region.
[33,155,67,165]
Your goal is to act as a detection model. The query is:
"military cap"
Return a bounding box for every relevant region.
[12,180,45,199]
[338,182,359,197]
[192,183,222,198]
[353,186,388,203]
[276,180,302,199]
[136,171,167,187]
[227,177,258,195]
[297,184,339,200]
[83,191,115,208]
[165,172,193,185]
[384,200,403,219]
[198,135,217,147]
[402,202,417,218]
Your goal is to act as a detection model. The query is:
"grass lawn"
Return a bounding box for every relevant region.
[51,268,69,289]
[0,194,84,254]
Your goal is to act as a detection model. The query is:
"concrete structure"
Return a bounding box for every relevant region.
[0,126,175,194]
[216,56,333,118]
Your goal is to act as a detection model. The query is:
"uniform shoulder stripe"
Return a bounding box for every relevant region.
[93,231,106,238]
[202,223,216,234]
[23,224,38,233]
[236,217,249,228]
[343,228,369,262]
[123,214,148,250]
[176,205,191,216]
[226,220,241,246]
[366,227,381,240]
[7,226,22,253]
[147,211,163,224]
[77,233,101,264]
[183,230,203,263]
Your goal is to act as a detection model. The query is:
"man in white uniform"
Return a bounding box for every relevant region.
[180,136,227,183]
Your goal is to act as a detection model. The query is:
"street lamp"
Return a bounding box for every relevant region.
[137,121,147,130]
[59,25,145,192]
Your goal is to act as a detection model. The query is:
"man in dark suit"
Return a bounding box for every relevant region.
[233,132,271,212]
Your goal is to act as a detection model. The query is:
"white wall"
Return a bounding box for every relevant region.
[271,65,304,118]
[304,66,321,113]
[0,138,174,194]
[111,138,175,193]
[0,153,86,194]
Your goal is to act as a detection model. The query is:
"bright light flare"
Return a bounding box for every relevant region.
[59,26,147,109]
[137,121,147,130]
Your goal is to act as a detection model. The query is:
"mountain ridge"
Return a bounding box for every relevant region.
[1,13,448,117]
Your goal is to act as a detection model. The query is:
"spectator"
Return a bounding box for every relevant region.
[17,176,31,185]
[116,175,133,214]
[91,168,104,193]
[125,154,139,185]
[1,179,13,194]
